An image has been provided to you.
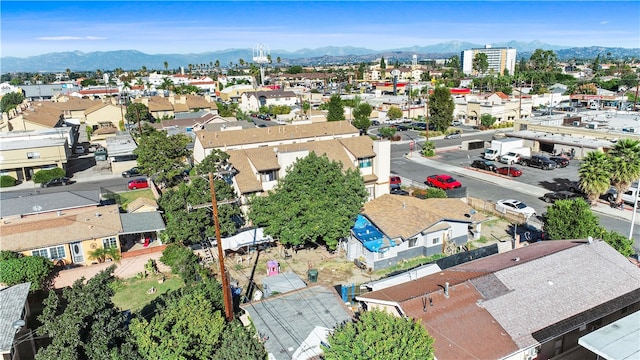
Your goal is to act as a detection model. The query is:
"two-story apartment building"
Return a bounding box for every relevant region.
[239,90,298,113]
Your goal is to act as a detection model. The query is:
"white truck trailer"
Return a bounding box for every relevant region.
[484,138,524,161]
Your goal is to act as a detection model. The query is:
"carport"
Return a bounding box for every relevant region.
[118,212,166,253]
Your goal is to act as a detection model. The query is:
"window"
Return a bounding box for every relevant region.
[32,249,48,258]
[432,237,440,245]
[103,237,118,249]
[32,246,66,260]
[359,157,373,168]
[49,246,65,259]
[27,152,41,159]
[260,170,277,182]
[378,251,386,259]
[408,238,417,248]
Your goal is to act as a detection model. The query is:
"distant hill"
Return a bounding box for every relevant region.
[2,41,639,73]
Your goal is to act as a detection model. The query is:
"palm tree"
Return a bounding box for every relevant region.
[88,246,121,263]
[608,139,640,204]
[578,151,612,204]
[163,61,169,73]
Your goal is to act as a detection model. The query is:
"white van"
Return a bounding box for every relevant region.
[589,102,599,110]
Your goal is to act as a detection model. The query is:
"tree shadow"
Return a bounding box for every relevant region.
[537,177,577,192]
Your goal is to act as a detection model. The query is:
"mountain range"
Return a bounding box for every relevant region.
[2,41,639,74]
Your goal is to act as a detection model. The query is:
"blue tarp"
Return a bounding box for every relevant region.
[352,214,394,253]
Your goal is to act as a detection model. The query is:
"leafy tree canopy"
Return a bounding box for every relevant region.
[351,102,372,133]
[288,65,304,74]
[249,152,368,250]
[387,106,402,120]
[607,139,640,204]
[125,102,154,125]
[480,114,497,128]
[133,125,192,185]
[36,266,139,360]
[543,198,601,240]
[323,309,435,360]
[0,254,54,291]
[595,227,636,257]
[326,94,345,121]
[428,86,454,132]
[0,91,25,112]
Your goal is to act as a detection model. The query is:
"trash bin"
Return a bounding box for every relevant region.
[307,269,318,283]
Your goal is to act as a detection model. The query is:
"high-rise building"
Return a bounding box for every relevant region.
[461,45,517,76]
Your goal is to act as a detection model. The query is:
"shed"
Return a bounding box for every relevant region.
[262,271,306,298]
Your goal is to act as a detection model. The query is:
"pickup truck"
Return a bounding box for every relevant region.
[425,174,462,190]
[605,186,639,205]
[520,155,557,170]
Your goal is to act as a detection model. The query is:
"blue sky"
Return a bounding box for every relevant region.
[2,1,639,58]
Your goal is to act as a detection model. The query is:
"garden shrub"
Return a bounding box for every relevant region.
[32,167,66,184]
[0,175,16,187]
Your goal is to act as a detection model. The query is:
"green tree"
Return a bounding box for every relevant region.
[32,167,66,184]
[0,91,25,112]
[0,254,54,291]
[36,266,139,360]
[323,309,435,360]
[133,126,192,185]
[351,102,372,133]
[578,150,612,203]
[80,78,98,87]
[480,114,496,128]
[378,126,397,139]
[302,101,311,119]
[159,244,202,284]
[472,53,489,76]
[387,106,402,120]
[326,94,345,121]
[380,56,386,79]
[211,322,268,360]
[543,199,600,240]
[288,65,304,74]
[249,153,368,250]
[529,49,558,72]
[607,139,640,205]
[428,86,455,132]
[125,102,153,126]
[595,227,636,257]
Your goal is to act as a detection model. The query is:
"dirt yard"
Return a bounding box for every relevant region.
[219,215,515,296]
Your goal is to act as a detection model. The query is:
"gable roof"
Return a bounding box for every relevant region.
[0,283,31,355]
[241,285,352,360]
[126,197,158,213]
[361,196,486,240]
[195,121,359,149]
[119,212,166,234]
[0,205,122,251]
[358,240,640,360]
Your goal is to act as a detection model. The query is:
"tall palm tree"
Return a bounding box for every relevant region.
[163,61,169,73]
[578,150,612,204]
[608,139,640,204]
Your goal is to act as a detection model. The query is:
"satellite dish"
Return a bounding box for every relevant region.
[33,205,42,212]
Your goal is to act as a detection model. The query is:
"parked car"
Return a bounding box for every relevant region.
[41,177,71,188]
[496,199,536,218]
[390,188,410,196]
[396,124,410,131]
[542,191,585,203]
[74,145,85,154]
[390,175,402,189]
[122,167,141,178]
[425,174,462,190]
[371,120,380,126]
[451,120,462,126]
[471,160,498,172]
[549,156,570,168]
[496,166,523,177]
[444,131,461,139]
[520,155,557,170]
[127,178,149,190]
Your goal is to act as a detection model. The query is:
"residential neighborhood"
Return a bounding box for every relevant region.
[2,15,640,359]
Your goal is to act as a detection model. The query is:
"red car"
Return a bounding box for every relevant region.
[496,166,523,177]
[425,174,462,190]
[127,178,149,190]
[390,175,402,189]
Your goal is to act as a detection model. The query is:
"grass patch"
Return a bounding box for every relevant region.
[373,254,444,276]
[117,189,156,210]
[482,218,502,228]
[111,274,183,312]
[476,236,490,244]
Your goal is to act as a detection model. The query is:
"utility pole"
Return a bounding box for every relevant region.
[209,172,234,321]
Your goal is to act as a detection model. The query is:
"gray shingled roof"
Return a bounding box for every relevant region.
[242,285,352,360]
[0,283,30,354]
[119,212,166,234]
[0,190,100,218]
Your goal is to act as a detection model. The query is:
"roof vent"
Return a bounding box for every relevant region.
[444,282,449,298]
[513,257,520,262]
[587,236,593,244]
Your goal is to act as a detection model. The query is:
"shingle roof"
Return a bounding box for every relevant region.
[0,283,30,355]
[126,197,158,213]
[0,190,101,218]
[0,205,122,251]
[195,121,359,149]
[241,285,352,360]
[119,212,166,234]
[361,196,486,240]
[358,240,640,360]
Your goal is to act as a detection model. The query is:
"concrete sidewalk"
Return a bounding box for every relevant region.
[404,154,637,222]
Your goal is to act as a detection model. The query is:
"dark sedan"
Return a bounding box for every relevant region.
[496,166,523,177]
[550,156,570,168]
[471,160,497,172]
[390,188,410,196]
[41,177,71,188]
[542,190,585,203]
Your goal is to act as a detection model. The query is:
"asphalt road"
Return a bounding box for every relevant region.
[390,139,640,252]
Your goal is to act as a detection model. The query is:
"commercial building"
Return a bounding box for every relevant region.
[461,45,517,76]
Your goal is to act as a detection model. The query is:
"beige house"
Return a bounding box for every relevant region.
[0,205,123,266]
[85,100,126,129]
[0,128,73,181]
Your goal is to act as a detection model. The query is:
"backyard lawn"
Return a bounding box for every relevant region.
[111,274,183,312]
[116,189,156,210]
